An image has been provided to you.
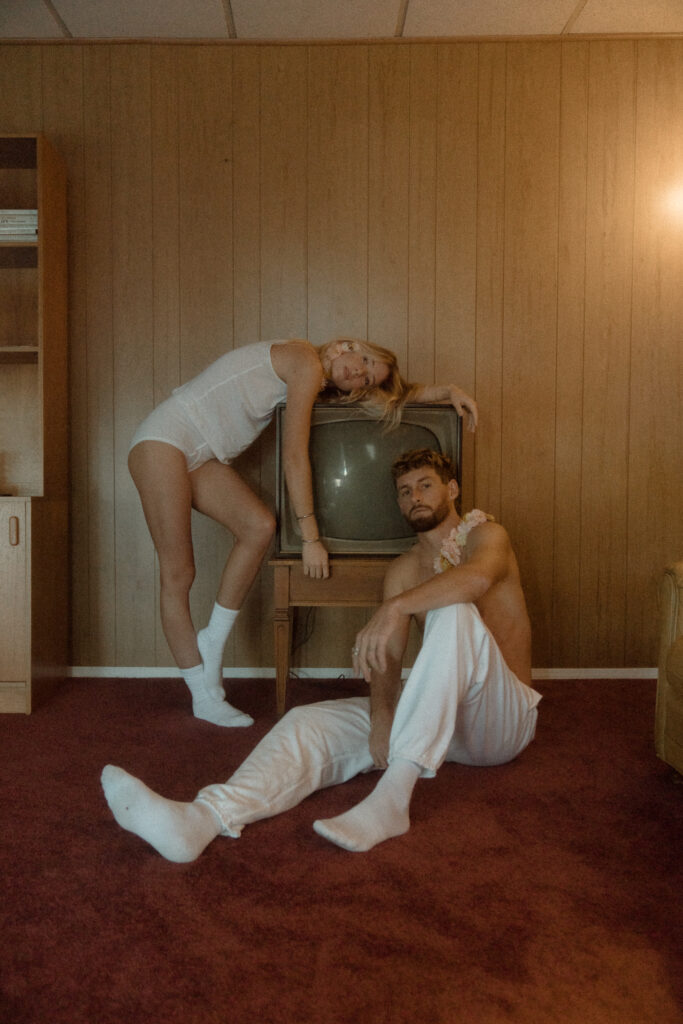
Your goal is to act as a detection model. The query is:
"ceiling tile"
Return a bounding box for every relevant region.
[0,0,64,38]
[571,0,683,34]
[404,0,579,37]
[53,0,230,38]
[231,0,400,40]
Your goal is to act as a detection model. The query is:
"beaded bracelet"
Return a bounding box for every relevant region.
[297,512,315,521]
[302,537,320,544]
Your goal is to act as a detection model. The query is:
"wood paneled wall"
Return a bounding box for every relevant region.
[0,39,681,671]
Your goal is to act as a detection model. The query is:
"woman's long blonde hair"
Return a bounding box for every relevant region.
[317,338,417,429]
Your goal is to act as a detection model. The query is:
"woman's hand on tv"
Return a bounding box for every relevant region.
[448,384,478,432]
[411,382,478,432]
[302,539,330,579]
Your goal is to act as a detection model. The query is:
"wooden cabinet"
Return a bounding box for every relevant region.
[0,135,68,713]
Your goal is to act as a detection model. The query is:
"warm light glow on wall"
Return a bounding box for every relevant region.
[664,184,683,218]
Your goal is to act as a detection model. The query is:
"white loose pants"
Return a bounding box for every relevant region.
[196,604,541,837]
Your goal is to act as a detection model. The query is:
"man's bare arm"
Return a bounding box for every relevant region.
[354,523,511,681]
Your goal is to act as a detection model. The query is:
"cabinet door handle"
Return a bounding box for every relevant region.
[9,516,20,546]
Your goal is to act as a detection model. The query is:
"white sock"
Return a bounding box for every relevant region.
[182,663,253,728]
[101,765,221,863]
[197,603,239,695]
[313,758,420,852]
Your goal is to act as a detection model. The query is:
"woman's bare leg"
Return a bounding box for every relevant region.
[189,459,276,610]
[189,461,275,700]
[128,443,264,726]
[128,441,199,669]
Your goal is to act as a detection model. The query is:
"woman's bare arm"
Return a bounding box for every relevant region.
[271,341,329,579]
[410,382,478,432]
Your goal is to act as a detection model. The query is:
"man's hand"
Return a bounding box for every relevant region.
[352,599,408,683]
[302,539,329,579]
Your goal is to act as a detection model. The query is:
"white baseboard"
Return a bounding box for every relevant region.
[68,666,657,680]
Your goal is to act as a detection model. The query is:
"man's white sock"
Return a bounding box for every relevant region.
[101,765,221,862]
[313,758,420,852]
[197,603,239,695]
[182,663,253,728]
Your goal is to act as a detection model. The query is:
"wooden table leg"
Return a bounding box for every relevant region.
[273,608,291,717]
[272,563,292,716]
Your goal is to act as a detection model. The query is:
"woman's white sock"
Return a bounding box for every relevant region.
[197,603,239,695]
[182,663,253,728]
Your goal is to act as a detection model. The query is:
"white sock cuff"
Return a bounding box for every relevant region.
[182,664,205,686]
[207,603,239,635]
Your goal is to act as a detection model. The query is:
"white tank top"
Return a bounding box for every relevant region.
[172,340,288,463]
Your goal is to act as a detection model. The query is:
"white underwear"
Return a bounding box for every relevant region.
[129,394,216,472]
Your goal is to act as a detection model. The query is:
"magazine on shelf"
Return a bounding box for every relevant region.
[0,209,38,219]
[0,210,38,240]
[0,209,38,228]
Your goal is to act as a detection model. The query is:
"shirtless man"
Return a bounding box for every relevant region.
[101,449,541,860]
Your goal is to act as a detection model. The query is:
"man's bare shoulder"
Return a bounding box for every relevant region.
[466,519,514,559]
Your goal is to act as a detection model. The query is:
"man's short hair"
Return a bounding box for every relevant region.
[391,448,458,486]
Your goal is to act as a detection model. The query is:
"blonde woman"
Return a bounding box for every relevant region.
[128,338,477,728]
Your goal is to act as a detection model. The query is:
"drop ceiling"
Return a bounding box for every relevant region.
[1,0,683,42]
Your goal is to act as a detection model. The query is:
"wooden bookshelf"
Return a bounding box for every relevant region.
[0,135,68,713]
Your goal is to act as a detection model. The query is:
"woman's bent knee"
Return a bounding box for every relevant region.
[244,508,276,552]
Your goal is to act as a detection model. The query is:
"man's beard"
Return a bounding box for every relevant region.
[406,498,450,533]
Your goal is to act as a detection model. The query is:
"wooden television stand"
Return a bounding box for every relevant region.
[269,556,391,716]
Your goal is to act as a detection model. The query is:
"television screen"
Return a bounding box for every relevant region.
[275,403,461,557]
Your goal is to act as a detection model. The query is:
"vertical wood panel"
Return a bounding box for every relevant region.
[81,47,117,665]
[553,41,589,666]
[502,42,560,666]
[579,41,636,666]
[474,42,506,520]
[150,48,181,405]
[260,46,308,340]
[628,40,683,663]
[407,44,437,385]
[110,46,156,666]
[232,46,261,345]
[368,45,410,360]
[0,47,42,132]
[307,45,368,343]
[177,47,234,380]
[435,43,479,508]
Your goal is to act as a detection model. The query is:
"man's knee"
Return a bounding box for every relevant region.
[423,603,485,649]
[281,698,370,744]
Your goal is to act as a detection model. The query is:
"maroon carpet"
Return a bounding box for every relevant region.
[1,676,681,1024]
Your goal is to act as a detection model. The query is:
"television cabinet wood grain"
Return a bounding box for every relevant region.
[269,557,392,716]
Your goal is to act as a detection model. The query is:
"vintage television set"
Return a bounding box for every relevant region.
[274,402,462,557]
